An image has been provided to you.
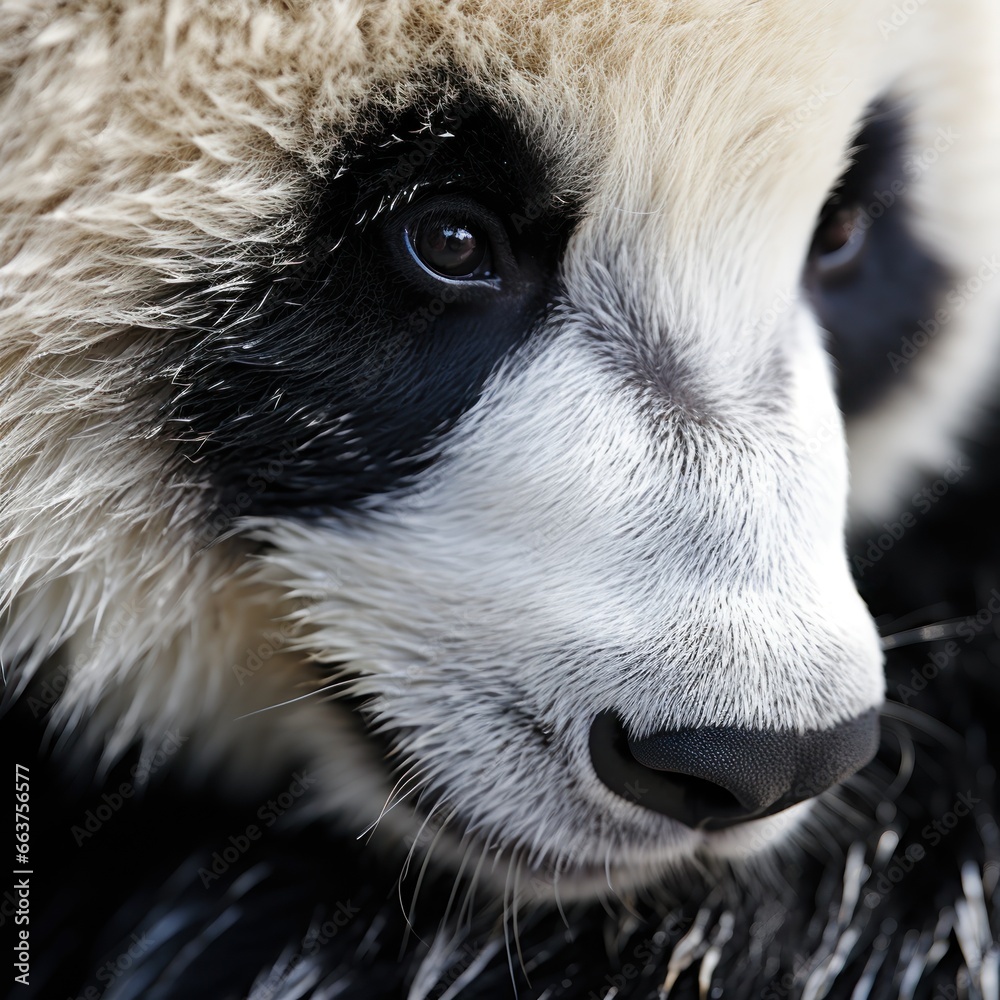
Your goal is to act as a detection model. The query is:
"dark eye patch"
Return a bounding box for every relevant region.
[160,93,575,522]
[806,100,949,416]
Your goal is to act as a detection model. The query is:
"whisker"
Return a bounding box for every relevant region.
[457,838,491,929]
[443,834,476,927]
[819,794,869,844]
[875,603,955,636]
[878,721,917,803]
[232,680,348,720]
[880,620,966,651]
[398,795,451,939]
[502,850,518,998]
[358,763,425,842]
[880,701,965,751]
[395,798,460,968]
[407,802,459,931]
[512,853,530,986]
[553,862,570,929]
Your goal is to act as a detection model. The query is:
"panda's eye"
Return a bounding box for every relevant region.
[811,203,869,280]
[401,200,504,285]
[407,218,490,278]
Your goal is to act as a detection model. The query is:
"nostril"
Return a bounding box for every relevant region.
[589,709,880,830]
[625,727,791,814]
[636,769,747,821]
[588,713,757,829]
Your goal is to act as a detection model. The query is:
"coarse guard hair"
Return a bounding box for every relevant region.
[1,1,999,998]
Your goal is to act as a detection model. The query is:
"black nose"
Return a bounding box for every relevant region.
[589,710,879,830]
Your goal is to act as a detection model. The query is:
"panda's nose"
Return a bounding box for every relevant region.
[589,710,879,830]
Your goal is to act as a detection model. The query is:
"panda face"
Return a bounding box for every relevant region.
[166,79,895,892]
[225,86,889,891]
[3,0,1000,903]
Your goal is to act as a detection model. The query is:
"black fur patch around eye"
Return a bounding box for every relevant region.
[807,102,950,416]
[161,93,574,522]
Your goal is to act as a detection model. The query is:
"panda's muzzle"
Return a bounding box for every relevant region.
[589,710,880,830]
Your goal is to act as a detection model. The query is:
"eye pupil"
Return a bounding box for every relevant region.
[818,206,863,255]
[412,220,488,278]
[812,203,868,277]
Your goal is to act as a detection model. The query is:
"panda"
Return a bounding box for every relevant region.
[1,0,999,998]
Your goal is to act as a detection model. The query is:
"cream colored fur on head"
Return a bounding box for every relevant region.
[2,0,999,897]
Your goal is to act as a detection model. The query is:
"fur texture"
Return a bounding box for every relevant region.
[1,0,999,996]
